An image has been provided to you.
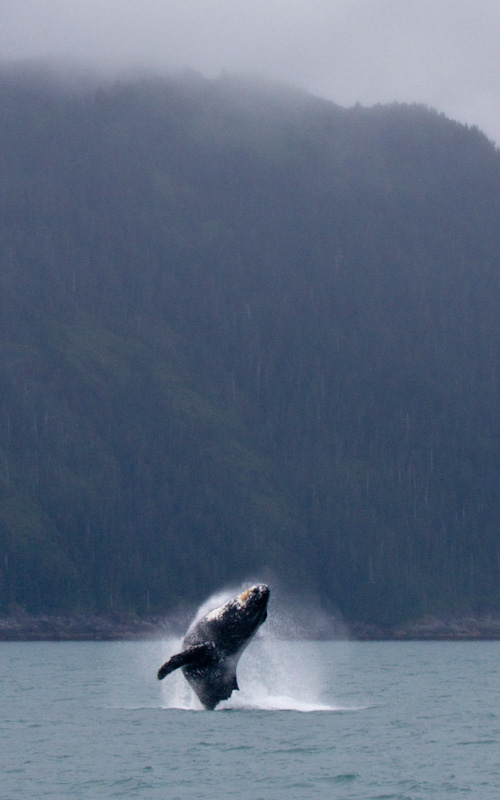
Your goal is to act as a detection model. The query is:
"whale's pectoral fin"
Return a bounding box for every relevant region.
[157,642,215,680]
[232,674,239,691]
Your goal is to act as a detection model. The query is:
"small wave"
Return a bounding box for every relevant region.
[457,738,497,746]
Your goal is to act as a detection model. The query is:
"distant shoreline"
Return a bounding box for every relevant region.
[2,613,500,641]
[0,613,171,642]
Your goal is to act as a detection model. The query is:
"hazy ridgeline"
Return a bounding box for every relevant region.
[1,65,500,625]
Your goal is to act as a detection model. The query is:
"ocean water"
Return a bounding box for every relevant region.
[2,637,500,799]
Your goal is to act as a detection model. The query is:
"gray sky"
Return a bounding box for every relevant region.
[2,0,500,145]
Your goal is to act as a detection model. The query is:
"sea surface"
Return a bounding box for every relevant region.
[2,637,500,799]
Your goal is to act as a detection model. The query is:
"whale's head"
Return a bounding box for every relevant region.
[236,584,270,627]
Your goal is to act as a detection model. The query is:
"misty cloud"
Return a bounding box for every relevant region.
[1,0,500,144]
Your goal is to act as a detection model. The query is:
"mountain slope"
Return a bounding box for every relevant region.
[1,67,500,623]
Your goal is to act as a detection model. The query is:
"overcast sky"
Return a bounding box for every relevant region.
[2,0,500,144]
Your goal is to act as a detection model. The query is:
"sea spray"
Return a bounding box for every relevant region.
[157,582,348,711]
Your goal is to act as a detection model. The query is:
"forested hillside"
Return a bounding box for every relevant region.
[1,65,500,625]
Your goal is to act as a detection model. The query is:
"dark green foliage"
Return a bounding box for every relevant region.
[1,66,500,623]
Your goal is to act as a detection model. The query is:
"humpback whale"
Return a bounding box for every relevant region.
[157,584,270,709]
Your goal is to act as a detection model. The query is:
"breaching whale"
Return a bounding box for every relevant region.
[157,584,270,709]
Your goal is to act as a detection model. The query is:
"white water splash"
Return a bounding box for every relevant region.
[157,583,351,712]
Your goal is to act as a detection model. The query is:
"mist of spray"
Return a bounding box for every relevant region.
[157,581,350,711]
